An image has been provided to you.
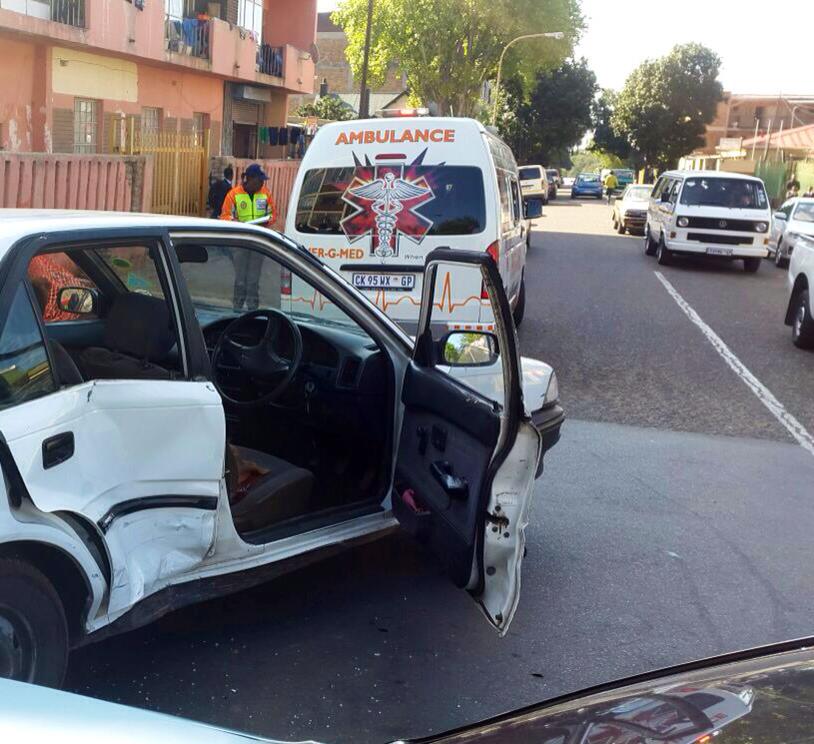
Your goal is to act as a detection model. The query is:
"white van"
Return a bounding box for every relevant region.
[286,116,542,329]
[644,170,771,272]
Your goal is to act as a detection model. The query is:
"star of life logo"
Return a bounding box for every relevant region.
[340,150,437,258]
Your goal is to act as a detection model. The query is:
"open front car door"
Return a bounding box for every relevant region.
[392,248,542,634]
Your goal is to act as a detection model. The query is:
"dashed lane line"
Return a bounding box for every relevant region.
[655,270,814,457]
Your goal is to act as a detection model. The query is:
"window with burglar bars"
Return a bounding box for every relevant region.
[238,0,262,41]
[73,98,98,154]
[142,107,163,136]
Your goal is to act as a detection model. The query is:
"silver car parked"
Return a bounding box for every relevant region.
[770,196,814,268]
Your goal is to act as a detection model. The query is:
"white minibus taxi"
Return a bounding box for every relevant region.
[644,170,771,272]
[285,116,542,330]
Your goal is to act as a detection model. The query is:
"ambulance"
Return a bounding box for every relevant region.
[285,116,542,330]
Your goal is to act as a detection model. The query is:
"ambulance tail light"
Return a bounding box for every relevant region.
[481,241,499,299]
[281,267,292,296]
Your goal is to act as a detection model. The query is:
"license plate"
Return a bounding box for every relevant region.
[352,273,416,291]
[707,247,733,256]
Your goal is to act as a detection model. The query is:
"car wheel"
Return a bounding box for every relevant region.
[512,275,526,327]
[644,226,658,256]
[792,290,814,349]
[656,234,672,265]
[774,242,788,268]
[743,257,761,273]
[0,559,69,687]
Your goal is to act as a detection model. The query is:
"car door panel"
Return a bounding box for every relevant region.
[0,378,225,617]
[395,364,498,586]
[392,248,540,633]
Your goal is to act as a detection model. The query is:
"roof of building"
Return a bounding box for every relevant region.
[741,122,814,152]
[317,12,342,33]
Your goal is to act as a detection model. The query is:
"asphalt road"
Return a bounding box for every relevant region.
[66,194,814,744]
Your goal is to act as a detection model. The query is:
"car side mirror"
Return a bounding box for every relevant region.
[773,212,787,220]
[524,197,543,219]
[440,331,499,367]
[56,286,98,315]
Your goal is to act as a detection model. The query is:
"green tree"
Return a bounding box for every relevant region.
[612,43,723,169]
[332,0,583,117]
[295,96,355,121]
[591,89,631,160]
[499,59,596,165]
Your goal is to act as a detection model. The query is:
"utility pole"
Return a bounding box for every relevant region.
[358,0,374,119]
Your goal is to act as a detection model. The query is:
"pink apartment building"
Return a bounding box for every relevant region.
[0,0,317,158]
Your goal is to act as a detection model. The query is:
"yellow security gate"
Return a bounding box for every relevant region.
[108,117,210,216]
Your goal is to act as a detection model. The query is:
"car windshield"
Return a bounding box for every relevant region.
[579,174,600,183]
[546,170,559,179]
[625,186,652,200]
[679,177,768,209]
[794,202,814,222]
[294,165,486,236]
[519,167,542,180]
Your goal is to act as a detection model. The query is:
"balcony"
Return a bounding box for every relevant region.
[257,43,284,78]
[0,0,84,27]
[165,14,210,60]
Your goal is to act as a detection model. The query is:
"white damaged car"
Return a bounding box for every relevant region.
[0,211,562,686]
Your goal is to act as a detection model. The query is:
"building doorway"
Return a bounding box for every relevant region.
[233,123,257,158]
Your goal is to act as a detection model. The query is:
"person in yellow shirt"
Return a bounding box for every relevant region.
[603,171,619,203]
[220,163,277,311]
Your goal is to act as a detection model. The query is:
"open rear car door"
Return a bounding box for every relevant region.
[392,248,542,633]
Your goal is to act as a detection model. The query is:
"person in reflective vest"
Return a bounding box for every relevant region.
[219,163,276,311]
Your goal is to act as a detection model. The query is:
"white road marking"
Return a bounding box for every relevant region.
[655,271,814,457]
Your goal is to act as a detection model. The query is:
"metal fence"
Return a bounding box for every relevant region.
[141,130,210,216]
[257,43,284,77]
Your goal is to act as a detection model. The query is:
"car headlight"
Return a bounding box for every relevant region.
[677,216,689,228]
[544,371,559,406]
[755,222,768,232]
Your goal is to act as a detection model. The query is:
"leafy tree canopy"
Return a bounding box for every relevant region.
[612,43,723,169]
[499,58,596,166]
[590,89,632,161]
[333,0,584,117]
[295,96,355,121]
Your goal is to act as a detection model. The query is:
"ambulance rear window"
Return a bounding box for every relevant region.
[294,166,486,236]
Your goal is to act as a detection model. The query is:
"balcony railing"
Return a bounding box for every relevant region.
[0,0,85,28]
[257,43,284,78]
[165,15,210,59]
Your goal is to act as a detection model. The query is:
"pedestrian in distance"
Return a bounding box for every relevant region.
[206,165,235,220]
[207,165,234,219]
[804,186,814,198]
[603,170,618,204]
[219,163,276,312]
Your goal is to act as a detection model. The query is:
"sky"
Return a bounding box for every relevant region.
[316,0,814,95]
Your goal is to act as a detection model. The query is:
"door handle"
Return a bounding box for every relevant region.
[430,460,468,499]
[42,432,74,470]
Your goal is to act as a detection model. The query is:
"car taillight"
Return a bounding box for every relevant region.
[281,267,291,296]
[482,241,499,299]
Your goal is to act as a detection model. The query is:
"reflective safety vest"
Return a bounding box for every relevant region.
[234,190,272,222]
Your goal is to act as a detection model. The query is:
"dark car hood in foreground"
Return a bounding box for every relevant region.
[413,638,814,743]
[2,640,813,742]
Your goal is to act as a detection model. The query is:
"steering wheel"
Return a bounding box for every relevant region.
[211,309,303,406]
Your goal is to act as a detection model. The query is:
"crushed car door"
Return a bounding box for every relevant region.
[392,248,541,634]
[0,235,225,622]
